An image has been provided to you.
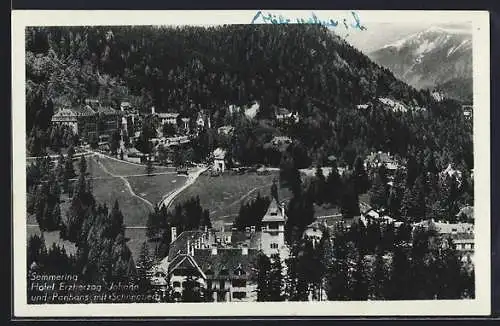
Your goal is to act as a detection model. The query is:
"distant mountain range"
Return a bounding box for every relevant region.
[369,26,472,103]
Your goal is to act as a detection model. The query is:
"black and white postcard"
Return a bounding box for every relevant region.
[11,10,491,317]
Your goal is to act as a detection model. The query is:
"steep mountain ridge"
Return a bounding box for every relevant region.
[369,26,472,102]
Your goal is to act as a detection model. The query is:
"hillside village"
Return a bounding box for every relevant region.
[26,25,474,303]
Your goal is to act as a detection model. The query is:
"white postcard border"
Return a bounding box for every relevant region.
[12,10,491,317]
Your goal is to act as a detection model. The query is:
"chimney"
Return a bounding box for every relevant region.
[204,225,208,233]
[171,227,177,244]
[187,239,191,255]
[211,244,218,256]
[151,106,155,115]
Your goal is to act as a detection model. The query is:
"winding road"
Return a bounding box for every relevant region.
[158,166,208,209]
[89,151,208,215]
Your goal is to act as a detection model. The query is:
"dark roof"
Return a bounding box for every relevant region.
[276,107,291,116]
[97,106,118,115]
[262,198,285,222]
[192,248,259,280]
[78,105,97,116]
[456,206,474,219]
[450,233,474,241]
[167,230,211,261]
[168,254,206,278]
[230,231,262,249]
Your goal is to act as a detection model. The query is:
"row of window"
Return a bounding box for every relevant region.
[456,243,474,250]
[172,280,247,288]
[270,243,279,249]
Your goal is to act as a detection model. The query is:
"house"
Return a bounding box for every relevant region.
[157,112,180,126]
[431,91,445,102]
[51,99,121,142]
[271,136,292,147]
[181,117,191,133]
[164,227,261,302]
[456,206,474,222]
[217,126,235,136]
[275,107,299,123]
[196,111,211,129]
[360,209,396,226]
[158,197,291,302]
[95,103,122,138]
[244,102,260,119]
[463,105,473,119]
[413,219,474,235]
[259,198,289,259]
[378,97,408,113]
[440,164,463,186]
[120,101,132,111]
[212,148,227,173]
[413,219,474,262]
[275,107,292,121]
[365,151,399,171]
[303,221,327,248]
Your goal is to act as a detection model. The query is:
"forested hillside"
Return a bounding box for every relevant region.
[26,25,472,170]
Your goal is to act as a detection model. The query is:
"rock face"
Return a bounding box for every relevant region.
[369,26,472,102]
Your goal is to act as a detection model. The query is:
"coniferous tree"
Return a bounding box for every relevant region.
[256,253,271,302]
[79,155,87,176]
[109,200,125,239]
[269,253,284,301]
[64,147,76,191]
[340,180,360,219]
[326,237,350,301]
[369,173,388,210]
[387,245,411,300]
[313,165,326,205]
[371,246,388,300]
[145,157,154,176]
[351,251,369,300]
[326,159,342,205]
[352,156,370,195]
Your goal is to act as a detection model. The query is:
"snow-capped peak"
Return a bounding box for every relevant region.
[381,25,471,51]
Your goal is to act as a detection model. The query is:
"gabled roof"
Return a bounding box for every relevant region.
[52,108,79,118]
[275,107,291,116]
[168,254,207,279]
[96,105,118,115]
[262,198,285,222]
[456,206,474,219]
[167,230,210,262]
[158,112,179,118]
[192,248,259,280]
[79,105,97,116]
[230,231,262,249]
[213,148,227,159]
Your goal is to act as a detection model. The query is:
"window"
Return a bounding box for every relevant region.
[233,292,247,299]
[173,281,181,288]
[234,268,246,276]
[232,279,246,288]
[219,280,225,289]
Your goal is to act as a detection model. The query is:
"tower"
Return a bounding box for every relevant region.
[260,198,286,258]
